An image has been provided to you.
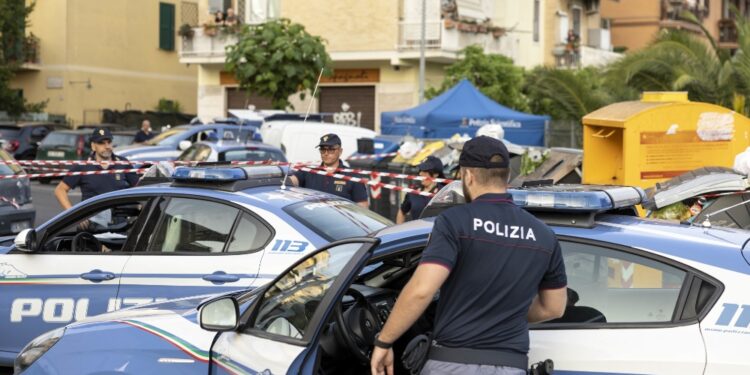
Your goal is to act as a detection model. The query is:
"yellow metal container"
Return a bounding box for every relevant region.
[582,92,750,189]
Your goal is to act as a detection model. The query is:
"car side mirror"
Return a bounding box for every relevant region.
[199,296,239,332]
[14,229,37,252]
[178,140,192,151]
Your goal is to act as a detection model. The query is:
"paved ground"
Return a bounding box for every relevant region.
[31,180,81,226]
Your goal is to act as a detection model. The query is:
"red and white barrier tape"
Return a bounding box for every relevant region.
[295,166,436,197]
[0,196,20,209]
[295,164,455,184]
[345,152,398,161]
[25,166,68,173]
[0,168,148,180]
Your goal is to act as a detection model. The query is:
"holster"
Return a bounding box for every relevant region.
[401,333,432,375]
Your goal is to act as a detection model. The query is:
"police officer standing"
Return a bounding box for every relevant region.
[289,133,368,208]
[54,127,140,210]
[371,136,567,375]
[396,156,444,224]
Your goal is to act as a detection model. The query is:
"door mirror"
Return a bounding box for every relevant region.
[14,229,37,252]
[199,296,239,332]
[178,140,192,151]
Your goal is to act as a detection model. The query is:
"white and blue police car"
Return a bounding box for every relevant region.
[0,165,391,368]
[14,183,750,374]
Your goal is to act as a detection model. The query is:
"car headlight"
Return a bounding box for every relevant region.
[14,327,65,373]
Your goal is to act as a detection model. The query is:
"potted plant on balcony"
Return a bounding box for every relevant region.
[202,21,218,37]
[491,27,505,39]
[178,23,195,39]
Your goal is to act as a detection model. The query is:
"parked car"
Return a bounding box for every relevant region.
[115,124,261,161]
[0,149,34,236]
[176,140,287,163]
[0,122,64,160]
[15,184,750,374]
[259,120,375,163]
[35,129,91,161]
[0,164,391,367]
[76,123,126,131]
[111,130,139,148]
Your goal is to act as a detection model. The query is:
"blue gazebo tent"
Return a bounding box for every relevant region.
[380,79,549,146]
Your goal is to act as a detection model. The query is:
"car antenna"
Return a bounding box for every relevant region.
[303,67,324,123]
[699,196,750,228]
[280,164,290,190]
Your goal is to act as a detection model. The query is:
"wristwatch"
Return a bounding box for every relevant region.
[373,333,393,349]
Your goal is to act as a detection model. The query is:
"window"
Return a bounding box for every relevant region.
[572,7,581,37]
[252,242,362,338]
[159,2,176,51]
[284,199,392,241]
[533,0,540,42]
[226,213,272,253]
[550,241,687,324]
[220,148,286,162]
[149,198,239,253]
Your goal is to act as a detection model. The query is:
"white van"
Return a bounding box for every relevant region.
[260,121,376,163]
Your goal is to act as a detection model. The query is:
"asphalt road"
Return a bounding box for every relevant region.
[31,180,81,226]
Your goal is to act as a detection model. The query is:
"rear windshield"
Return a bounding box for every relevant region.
[0,150,23,175]
[40,132,79,146]
[284,199,392,241]
[221,148,287,162]
[0,126,20,140]
[147,128,186,146]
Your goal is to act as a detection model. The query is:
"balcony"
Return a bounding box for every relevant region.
[719,18,738,48]
[397,19,503,58]
[178,27,238,65]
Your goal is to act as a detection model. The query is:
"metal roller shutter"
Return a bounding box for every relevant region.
[226,88,274,114]
[319,86,376,130]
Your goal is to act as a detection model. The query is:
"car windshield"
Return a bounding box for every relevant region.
[284,199,392,241]
[0,126,20,140]
[40,132,79,147]
[145,128,186,146]
[221,148,287,162]
[0,150,23,175]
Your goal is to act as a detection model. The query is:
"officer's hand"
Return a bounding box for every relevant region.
[78,219,90,231]
[370,347,394,375]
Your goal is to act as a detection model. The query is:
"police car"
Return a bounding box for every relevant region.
[176,140,286,164]
[15,183,750,374]
[0,165,391,367]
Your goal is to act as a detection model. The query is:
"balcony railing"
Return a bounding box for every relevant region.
[397,20,504,54]
[179,27,238,63]
[719,19,738,45]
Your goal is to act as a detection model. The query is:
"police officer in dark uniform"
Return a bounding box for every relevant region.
[289,133,368,208]
[396,156,445,224]
[371,136,568,375]
[54,127,140,210]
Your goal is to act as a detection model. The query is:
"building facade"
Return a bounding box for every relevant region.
[11,0,198,126]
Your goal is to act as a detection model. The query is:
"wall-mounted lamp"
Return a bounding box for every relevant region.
[69,79,92,89]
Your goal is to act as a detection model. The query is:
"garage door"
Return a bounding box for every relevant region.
[226,88,274,113]
[319,86,375,130]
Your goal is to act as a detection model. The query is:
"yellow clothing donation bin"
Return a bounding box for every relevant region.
[582,92,750,189]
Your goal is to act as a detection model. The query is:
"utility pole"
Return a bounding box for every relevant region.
[418,0,426,104]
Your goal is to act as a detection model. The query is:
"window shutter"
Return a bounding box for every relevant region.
[159,2,175,51]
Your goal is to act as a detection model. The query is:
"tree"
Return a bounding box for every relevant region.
[0,0,37,116]
[225,18,331,110]
[426,45,529,112]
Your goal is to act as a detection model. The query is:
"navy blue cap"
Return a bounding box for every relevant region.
[316,133,342,148]
[90,127,113,143]
[418,156,444,173]
[459,136,509,169]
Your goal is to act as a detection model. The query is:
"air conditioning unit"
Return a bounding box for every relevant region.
[588,28,611,50]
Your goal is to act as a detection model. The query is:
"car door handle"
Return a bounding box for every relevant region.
[80,270,116,282]
[202,271,240,284]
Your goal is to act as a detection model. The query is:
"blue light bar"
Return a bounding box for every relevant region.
[509,185,644,212]
[172,167,248,182]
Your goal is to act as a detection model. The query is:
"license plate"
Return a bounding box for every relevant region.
[47,151,64,158]
[11,221,30,233]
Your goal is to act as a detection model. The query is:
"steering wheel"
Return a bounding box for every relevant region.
[72,232,102,253]
[335,287,383,363]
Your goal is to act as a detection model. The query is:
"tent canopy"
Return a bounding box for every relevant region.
[381,79,549,146]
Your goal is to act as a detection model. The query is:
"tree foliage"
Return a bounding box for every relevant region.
[0,0,38,116]
[426,45,529,112]
[225,18,331,110]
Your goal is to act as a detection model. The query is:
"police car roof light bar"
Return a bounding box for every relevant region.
[509,185,644,213]
[172,166,248,182]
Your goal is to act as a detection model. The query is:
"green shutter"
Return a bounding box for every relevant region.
[159,2,175,51]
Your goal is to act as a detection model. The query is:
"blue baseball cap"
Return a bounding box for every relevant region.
[418,156,444,173]
[90,127,113,143]
[459,136,510,169]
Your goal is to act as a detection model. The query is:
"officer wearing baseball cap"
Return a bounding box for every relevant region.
[289,133,368,207]
[396,156,445,224]
[55,127,139,210]
[372,136,568,375]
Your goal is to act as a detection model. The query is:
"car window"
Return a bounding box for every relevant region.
[40,132,78,146]
[226,213,272,253]
[220,148,287,162]
[194,144,212,161]
[111,134,133,147]
[252,242,362,339]
[148,198,240,253]
[547,241,687,324]
[43,198,149,253]
[284,199,392,241]
[146,128,186,146]
[177,144,201,161]
[0,126,20,140]
[0,150,23,175]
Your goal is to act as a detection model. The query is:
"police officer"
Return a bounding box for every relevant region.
[371,136,568,375]
[396,156,444,224]
[54,127,140,210]
[289,133,368,208]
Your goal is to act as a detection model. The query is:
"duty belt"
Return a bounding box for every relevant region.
[428,344,528,370]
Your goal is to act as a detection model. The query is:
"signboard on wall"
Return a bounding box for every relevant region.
[320,69,380,84]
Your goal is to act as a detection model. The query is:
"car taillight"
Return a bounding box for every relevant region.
[4,140,19,153]
[76,137,84,157]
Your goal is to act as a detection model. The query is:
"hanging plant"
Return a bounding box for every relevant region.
[178,23,195,38]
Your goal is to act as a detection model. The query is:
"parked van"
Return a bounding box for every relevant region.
[260,121,375,163]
